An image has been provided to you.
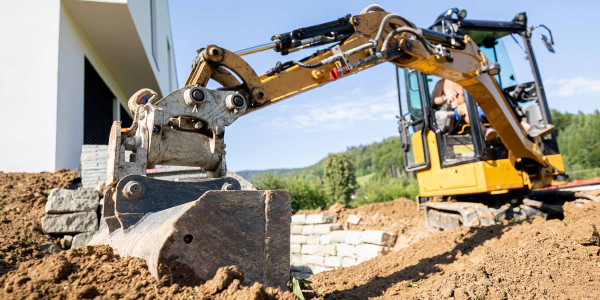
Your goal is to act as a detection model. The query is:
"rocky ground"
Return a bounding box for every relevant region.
[308,194,600,299]
[1,170,599,299]
[0,170,74,278]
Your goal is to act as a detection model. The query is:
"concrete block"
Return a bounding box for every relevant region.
[357,257,370,264]
[290,254,303,265]
[306,235,320,245]
[291,243,302,253]
[313,223,342,234]
[342,257,358,267]
[301,244,319,255]
[345,231,363,245]
[291,235,307,244]
[305,213,337,224]
[320,234,331,245]
[318,244,337,256]
[360,230,397,247]
[41,212,98,234]
[291,214,306,225]
[336,243,355,257]
[324,256,342,268]
[329,230,347,243]
[302,225,314,235]
[72,232,95,248]
[291,225,303,234]
[346,214,361,225]
[354,244,384,260]
[302,254,324,265]
[45,188,99,214]
[307,264,333,274]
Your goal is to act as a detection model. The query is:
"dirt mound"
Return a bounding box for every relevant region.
[308,200,600,299]
[0,171,294,299]
[300,198,431,249]
[2,170,599,299]
[0,246,295,299]
[0,170,74,277]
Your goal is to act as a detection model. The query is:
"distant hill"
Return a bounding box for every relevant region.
[236,168,307,182]
[237,136,406,183]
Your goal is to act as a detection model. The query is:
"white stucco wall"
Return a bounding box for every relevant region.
[0,1,61,172]
[55,2,130,170]
[0,0,176,172]
[128,0,178,95]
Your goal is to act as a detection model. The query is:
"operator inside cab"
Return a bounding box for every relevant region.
[432,79,498,142]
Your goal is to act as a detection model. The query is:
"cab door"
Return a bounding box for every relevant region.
[396,67,430,171]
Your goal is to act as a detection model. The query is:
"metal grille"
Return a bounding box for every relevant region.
[84,58,114,145]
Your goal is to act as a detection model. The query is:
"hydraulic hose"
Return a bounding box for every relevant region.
[381,27,437,55]
[374,14,418,43]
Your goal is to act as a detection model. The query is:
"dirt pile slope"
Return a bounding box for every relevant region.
[0,171,294,299]
[0,170,74,277]
[309,200,600,299]
[2,170,599,299]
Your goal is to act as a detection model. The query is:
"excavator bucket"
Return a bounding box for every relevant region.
[91,175,291,289]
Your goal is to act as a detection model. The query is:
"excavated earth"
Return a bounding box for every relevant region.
[1,170,599,299]
[0,171,294,299]
[308,191,600,299]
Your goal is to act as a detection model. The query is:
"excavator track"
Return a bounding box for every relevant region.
[422,190,598,232]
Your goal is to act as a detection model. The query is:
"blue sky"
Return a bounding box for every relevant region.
[168,0,600,172]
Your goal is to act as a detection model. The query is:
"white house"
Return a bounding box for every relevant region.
[0,0,177,172]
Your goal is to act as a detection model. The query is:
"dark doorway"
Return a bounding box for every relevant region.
[84,58,114,144]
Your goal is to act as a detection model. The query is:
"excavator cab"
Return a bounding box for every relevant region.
[397,9,567,230]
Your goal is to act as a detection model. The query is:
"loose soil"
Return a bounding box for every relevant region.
[0,170,74,277]
[308,200,600,299]
[1,246,295,299]
[1,170,599,299]
[0,171,294,299]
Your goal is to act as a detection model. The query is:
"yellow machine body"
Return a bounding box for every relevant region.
[411,130,566,198]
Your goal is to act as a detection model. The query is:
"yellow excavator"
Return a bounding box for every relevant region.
[92,5,567,288]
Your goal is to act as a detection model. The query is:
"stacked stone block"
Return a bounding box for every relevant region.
[41,188,100,248]
[81,145,109,189]
[290,213,397,278]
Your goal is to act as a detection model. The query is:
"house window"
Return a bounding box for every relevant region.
[83,58,115,145]
[150,0,159,69]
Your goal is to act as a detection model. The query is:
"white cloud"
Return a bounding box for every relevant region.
[266,86,398,130]
[546,77,600,97]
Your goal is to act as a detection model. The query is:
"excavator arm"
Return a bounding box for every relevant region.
[182,6,547,171]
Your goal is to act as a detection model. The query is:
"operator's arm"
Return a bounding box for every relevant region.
[432,79,445,105]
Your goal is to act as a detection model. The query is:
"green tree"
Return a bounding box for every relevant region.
[254,173,328,210]
[254,173,286,190]
[554,110,600,179]
[323,153,357,205]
